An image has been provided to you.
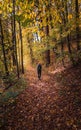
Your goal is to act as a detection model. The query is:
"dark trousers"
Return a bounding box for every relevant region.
[38,70,41,79]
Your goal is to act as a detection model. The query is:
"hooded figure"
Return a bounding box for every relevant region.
[37,63,42,80]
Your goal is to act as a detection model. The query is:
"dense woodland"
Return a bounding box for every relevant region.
[0,0,81,77]
[0,0,81,129]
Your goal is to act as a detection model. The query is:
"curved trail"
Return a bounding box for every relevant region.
[4,67,81,130]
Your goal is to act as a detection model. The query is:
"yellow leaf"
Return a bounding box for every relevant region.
[0,10,2,14]
[68,14,72,19]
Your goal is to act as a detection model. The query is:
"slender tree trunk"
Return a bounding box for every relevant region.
[65,0,74,64]
[45,2,50,66]
[29,43,34,64]
[0,18,9,76]
[60,26,65,67]
[17,34,21,68]
[13,0,19,78]
[67,35,72,54]
[19,21,24,74]
[27,36,34,64]
[11,15,16,66]
[45,23,50,65]
[75,0,80,51]
[61,42,65,66]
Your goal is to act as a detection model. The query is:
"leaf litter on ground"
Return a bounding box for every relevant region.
[1,63,81,130]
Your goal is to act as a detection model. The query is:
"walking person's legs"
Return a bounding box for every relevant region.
[38,70,41,80]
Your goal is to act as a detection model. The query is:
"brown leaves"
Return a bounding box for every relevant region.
[2,65,81,130]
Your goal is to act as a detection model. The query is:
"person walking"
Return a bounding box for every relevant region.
[37,62,42,80]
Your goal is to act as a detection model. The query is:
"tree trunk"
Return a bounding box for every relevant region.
[11,15,16,66]
[45,23,50,66]
[61,42,65,66]
[0,18,9,76]
[27,35,34,64]
[29,43,34,64]
[45,1,50,66]
[75,0,80,50]
[17,34,21,69]
[13,0,19,78]
[60,26,65,67]
[65,0,74,64]
[19,21,24,74]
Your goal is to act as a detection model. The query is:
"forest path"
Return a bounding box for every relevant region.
[26,66,59,94]
[4,66,81,130]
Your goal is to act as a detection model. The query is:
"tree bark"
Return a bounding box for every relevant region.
[0,18,9,76]
[27,34,34,64]
[45,23,50,65]
[75,0,80,50]
[65,0,74,64]
[13,0,19,78]
[11,15,16,66]
[45,2,50,66]
[60,26,65,67]
[19,21,24,74]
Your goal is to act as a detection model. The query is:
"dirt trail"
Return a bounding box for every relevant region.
[3,66,81,130]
